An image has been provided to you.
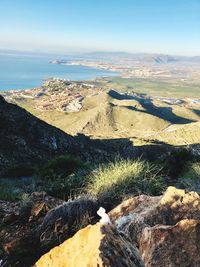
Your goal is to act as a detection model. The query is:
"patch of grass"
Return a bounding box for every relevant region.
[0,166,89,201]
[39,155,84,180]
[86,159,165,206]
[0,177,37,201]
[177,162,200,192]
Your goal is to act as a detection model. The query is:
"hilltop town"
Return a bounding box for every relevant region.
[2,78,102,113]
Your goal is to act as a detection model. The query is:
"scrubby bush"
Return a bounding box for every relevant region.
[163,148,193,179]
[86,159,165,207]
[177,162,200,192]
[41,170,89,199]
[39,155,84,180]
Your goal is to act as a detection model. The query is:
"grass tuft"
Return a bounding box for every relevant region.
[86,159,165,206]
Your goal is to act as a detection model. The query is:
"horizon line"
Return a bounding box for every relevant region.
[0,47,199,58]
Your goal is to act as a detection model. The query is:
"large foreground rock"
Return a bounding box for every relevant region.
[2,186,200,266]
[109,186,200,267]
[34,223,144,267]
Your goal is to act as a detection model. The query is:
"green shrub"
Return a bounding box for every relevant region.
[39,155,84,180]
[177,162,200,192]
[163,148,192,179]
[86,159,165,206]
[40,170,89,199]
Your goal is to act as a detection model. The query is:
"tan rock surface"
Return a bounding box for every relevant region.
[35,223,144,267]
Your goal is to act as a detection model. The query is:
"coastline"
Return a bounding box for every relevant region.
[50,60,123,73]
[0,54,119,91]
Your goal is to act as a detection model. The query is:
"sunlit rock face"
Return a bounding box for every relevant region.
[3,186,200,267]
[34,223,144,267]
[109,186,200,267]
[34,187,200,267]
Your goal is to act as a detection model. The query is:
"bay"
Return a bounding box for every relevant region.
[0,52,117,91]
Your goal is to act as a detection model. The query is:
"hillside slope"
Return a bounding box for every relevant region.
[0,95,83,172]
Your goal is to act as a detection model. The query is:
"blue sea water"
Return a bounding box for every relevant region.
[0,52,118,91]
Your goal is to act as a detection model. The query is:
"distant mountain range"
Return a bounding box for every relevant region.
[80,51,200,64]
[1,48,199,64]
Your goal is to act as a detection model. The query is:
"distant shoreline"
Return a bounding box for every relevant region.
[50,59,122,73]
[0,54,119,91]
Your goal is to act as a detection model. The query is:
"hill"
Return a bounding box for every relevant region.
[0,94,142,176]
[3,83,200,148]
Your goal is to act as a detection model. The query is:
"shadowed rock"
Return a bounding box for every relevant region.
[140,219,200,267]
[0,195,98,267]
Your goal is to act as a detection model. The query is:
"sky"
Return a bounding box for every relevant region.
[0,0,200,56]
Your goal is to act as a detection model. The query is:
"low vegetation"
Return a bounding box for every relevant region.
[0,155,86,201]
[86,159,165,206]
[1,151,200,205]
[177,162,200,192]
[162,148,193,179]
[39,155,84,180]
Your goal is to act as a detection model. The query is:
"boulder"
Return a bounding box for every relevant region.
[140,219,200,267]
[34,223,144,267]
[2,186,200,267]
[110,187,200,244]
[108,187,200,267]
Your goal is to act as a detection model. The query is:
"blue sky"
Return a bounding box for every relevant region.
[0,0,200,55]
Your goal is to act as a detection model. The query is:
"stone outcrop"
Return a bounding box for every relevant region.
[109,186,200,267]
[140,219,200,267]
[2,186,200,267]
[34,223,144,267]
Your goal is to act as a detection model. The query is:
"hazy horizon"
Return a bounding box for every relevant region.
[0,47,200,58]
[0,0,200,56]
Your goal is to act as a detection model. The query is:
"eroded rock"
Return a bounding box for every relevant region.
[140,219,200,267]
[34,224,144,267]
[110,187,200,244]
[108,187,200,267]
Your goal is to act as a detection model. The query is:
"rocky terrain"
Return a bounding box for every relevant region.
[1,187,200,266]
[0,94,85,175]
[34,186,200,267]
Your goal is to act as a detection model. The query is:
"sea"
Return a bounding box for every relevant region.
[0,51,118,91]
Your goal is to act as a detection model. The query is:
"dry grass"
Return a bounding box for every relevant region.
[86,159,165,204]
